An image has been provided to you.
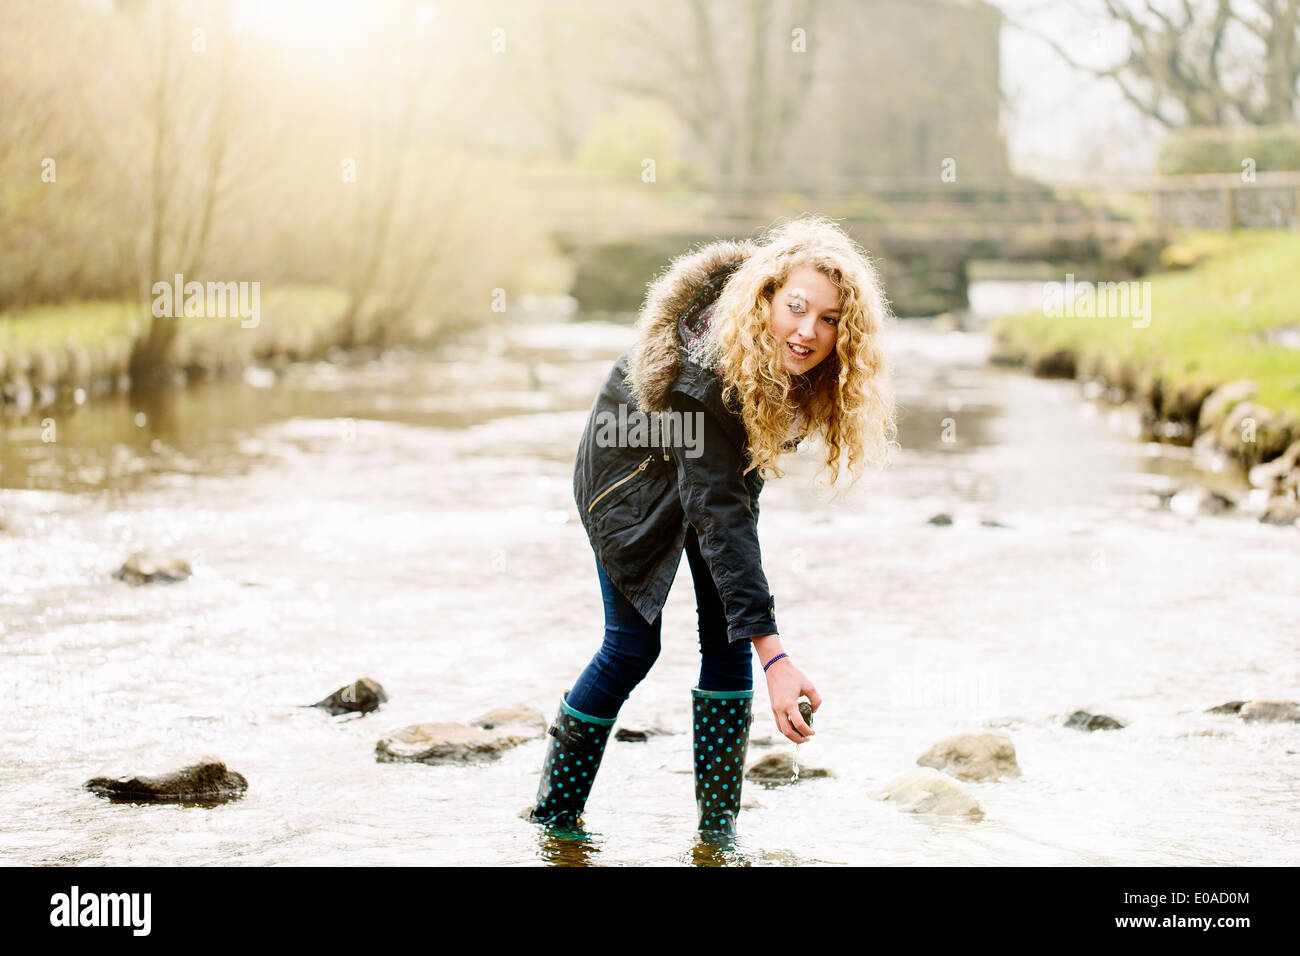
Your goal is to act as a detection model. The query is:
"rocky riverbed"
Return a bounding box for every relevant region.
[1,304,1297,865]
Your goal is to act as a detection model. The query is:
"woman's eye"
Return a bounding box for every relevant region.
[788,301,805,314]
[823,315,839,326]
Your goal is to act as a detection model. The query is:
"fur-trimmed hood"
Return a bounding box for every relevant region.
[623,237,757,414]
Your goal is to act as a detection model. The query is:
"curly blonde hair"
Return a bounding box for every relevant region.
[687,215,897,491]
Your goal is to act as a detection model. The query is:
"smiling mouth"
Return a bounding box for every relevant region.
[786,342,813,359]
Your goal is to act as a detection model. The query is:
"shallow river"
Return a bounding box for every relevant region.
[2,295,1297,866]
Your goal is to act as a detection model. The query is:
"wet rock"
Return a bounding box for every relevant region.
[1197,380,1257,432]
[1168,486,1235,516]
[744,751,833,786]
[749,735,777,748]
[113,552,192,585]
[614,724,673,742]
[873,767,983,819]
[1205,701,1246,715]
[1239,701,1300,723]
[1029,348,1076,379]
[312,677,388,715]
[1064,710,1125,731]
[1216,402,1297,468]
[29,348,59,388]
[473,706,547,733]
[3,373,34,412]
[85,757,247,804]
[376,711,546,765]
[798,699,814,729]
[1260,496,1300,526]
[927,512,953,526]
[916,732,1021,782]
[1248,440,1300,492]
[1161,380,1217,428]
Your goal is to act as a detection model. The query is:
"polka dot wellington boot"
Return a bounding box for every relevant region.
[692,687,754,837]
[527,696,616,829]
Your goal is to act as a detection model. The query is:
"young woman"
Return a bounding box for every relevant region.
[528,215,895,837]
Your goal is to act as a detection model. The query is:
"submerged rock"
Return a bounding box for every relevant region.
[472,706,547,733]
[744,751,833,786]
[376,708,546,765]
[1205,701,1246,715]
[113,552,192,585]
[873,767,983,819]
[916,732,1021,782]
[927,512,953,526]
[313,677,388,715]
[1064,710,1125,731]
[614,724,674,742]
[1168,486,1235,516]
[1239,701,1300,723]
[1260,496,1300,526]
[1248,440,1300,492]
[85,757,247,804]
[1206,699,1299,723]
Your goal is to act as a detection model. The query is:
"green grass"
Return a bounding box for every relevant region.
[991,230,1300,420]
[0,299,141,351]
[0,285,349,354]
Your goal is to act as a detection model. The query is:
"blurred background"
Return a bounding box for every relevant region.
[1,0,1298,867]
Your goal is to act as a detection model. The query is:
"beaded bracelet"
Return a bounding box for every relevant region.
[762,652,789,672]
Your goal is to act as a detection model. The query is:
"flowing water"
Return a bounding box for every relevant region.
[2,289,1297,866]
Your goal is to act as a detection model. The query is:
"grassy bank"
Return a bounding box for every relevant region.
[0,286,357,404]
[991,230,1300,422]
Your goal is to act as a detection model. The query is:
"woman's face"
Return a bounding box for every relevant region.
[768,265,840,375]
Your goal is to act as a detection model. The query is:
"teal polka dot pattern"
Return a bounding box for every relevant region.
[527,699,615,828]
[691,688,754,837]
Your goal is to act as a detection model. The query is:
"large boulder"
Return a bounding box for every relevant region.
[312,677,388,715]
[85,757,247,804]
[873,767,983,819]
[916,732,1021,782]
[113,552,192,585]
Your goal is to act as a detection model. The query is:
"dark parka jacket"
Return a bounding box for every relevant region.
[572,238,794,643]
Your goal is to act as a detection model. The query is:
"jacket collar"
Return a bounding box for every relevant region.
[624,238,757,413]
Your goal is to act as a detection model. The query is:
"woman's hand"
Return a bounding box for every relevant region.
[764,658,822,744]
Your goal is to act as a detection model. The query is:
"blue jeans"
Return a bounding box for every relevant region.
[566,525,754,721]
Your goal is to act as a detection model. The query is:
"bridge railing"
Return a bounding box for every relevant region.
[516,168,1300,236]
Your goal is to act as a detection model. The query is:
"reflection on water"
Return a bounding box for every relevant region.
[1,288,1297,866]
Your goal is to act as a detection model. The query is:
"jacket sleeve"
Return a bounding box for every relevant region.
[668,390,778,643]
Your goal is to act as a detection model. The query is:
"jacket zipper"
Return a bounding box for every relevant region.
[587,454,655,513]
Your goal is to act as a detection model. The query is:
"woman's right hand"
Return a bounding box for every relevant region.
[764,658,822,744]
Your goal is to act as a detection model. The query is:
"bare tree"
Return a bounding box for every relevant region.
[104,0,239,385]
[594,0,819,190]
[1009,0,1300,127]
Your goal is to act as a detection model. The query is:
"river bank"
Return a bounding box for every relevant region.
[0,287,459,418]
[990,231,1300,525]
